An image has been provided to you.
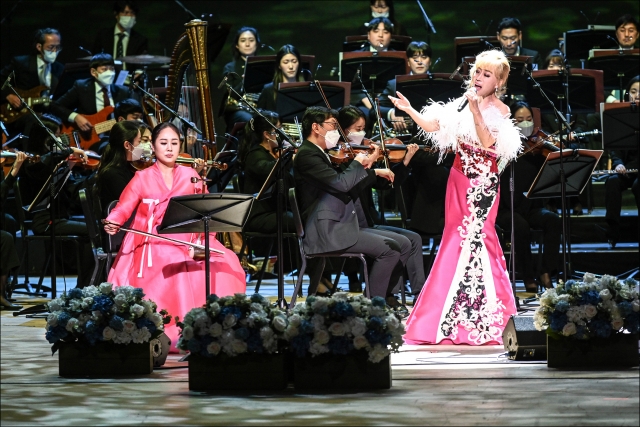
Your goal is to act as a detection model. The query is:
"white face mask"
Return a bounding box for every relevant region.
[516,120,534,138]
[130,142,152,161]
[119,15,136,31]
[95,70,115,87]
[323,129,340,150]
[371,11,389,18]
[42,50,58,64]
[348,130,366,145]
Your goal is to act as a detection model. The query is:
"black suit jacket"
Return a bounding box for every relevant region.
[1,55,64,100]
[519,47,541,70]
[51,78,134,120]
[293,140,375,254]
[92,27,148,57]
[256,83,277,112]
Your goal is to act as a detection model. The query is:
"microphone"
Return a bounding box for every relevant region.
[79,45,92,56]
[315,63,322,76]
[360,40,371,49]
[217,75,228,90]
[0,120,8,137]
[471,19,482,35]
[352,64,362,84]
[431,57,441,71]
[261,44,275,52]
[449,61,464,79]
[1,75,12,91]
[521,63,527,76]
[457,88,476,112]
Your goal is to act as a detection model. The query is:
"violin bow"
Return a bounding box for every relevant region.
[313,80,356,157]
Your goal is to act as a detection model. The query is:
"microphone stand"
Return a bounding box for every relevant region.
[174,0,198,19]
[218,74,293,308]
[416,0,436,45]
[522,66,573,282]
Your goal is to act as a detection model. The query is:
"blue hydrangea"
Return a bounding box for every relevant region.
[188,338,201,354]
[333,301,355,318]
[365,329,391,346]
[299,320,314,335]
[68,288,83,300]
[91,295,114,314]
[135,317,157,335]
[57,312,71,328]
[565,280,576,288]
[589,319,612,338]
[305,295,317,306]
[220,306,242,321]
[250,294,265,304]
[246,331,263,353]
[368,316,383,331]
[577,290,600,306]
[206,294,220,304]
[235,327,250,340]
[328,336,353,355]
[555,301,570,312]
[290,335,312,357]
[85,320,98,333]
[617,301,633,317]
[549,311,568,332]
[45,325,68,344]
[371,296,386,308]
[109,315,125,332]
[131,288,145,300]
[574,325,588,340]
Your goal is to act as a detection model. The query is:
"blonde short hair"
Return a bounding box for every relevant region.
[466,50,511,88]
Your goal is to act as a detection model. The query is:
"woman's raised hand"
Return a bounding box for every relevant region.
[388,91,412,112]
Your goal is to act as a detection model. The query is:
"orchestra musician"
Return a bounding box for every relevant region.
[362,0,408,36]
[596,75,640,249]
[378,41,432,133]
[220,26,261,132]
[496,101,561,292]
[293,106,411,313]
[103,122,246,350]
[51,53,137,138]
[1,150,26,310]
[256,44,306,113]
[18,114,95,288]
[92,0,149,66]
[337,105,424,301]
[391,49,522,345]
[0,28,64,138]
[496,17,541,69]
[614,14,639,49]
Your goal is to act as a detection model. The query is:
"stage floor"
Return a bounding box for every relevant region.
[1,279,639,426]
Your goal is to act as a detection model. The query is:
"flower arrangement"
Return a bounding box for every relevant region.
[534,273,639,340]
[45,283,172,354]
[286,293,405,363]
[176,293,287,357]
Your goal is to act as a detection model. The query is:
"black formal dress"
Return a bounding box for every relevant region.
[293,139,409,297]
[256,83,277,112]
[604,150,639,241]
[96,162,136,214]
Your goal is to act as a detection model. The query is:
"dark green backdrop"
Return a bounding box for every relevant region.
[1,0,637,138]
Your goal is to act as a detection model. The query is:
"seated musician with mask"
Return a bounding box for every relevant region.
[92,1,149,64]
[51,53,137,142]
[0,28,64,139]
[293,106,410,313]
[377,41,432,135]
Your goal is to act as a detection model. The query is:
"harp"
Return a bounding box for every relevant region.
[165,19,216,160]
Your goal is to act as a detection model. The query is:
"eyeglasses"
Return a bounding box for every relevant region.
[43,45,63,53]
[320,121,338,130]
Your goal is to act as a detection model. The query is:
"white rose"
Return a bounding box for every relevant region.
[611,318,624,331]
[131,327,151,343]
[349,318,367,336]
[46,313,58,327]
[65,317,79,332]
[353,335,369,350]
[385,315,400,330]
[632,300,640,312]
[222,314,237,329]
[69,300,82,311]
[122,320,136,333]
[309,342,330,356]
[368,344,389,363]
[328,322,346,336]
[284,325,299,339]
[130,304,145,317]
[584,305,598,318]
[82,286,100,297]
[99,282,113,294]
[194,314,211,335]
[272,315,288,332]
[206,341,221,356]
[182,325,194,340]
[231,339,248,354]
[370,307,386,318]
[288,314,301,327]
[149,312,163,327]
[311,299,329,313]
[562,322,577,336]
[314,329,330,345]
[113,331,132,344]
[250,303,264,314]
[583,272,596,283]
[102,326,117,341]
[209,323,223,337]
[209,302,220,315]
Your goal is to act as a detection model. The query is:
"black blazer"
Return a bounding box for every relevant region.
[293,140,375,254]
[52,78,134,119]
[519,47,541,69]
[0,55,64,100]
[92,27,148,57]
[256,83,277,112]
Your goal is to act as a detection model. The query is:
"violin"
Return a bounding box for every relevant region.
[59,133,101,170]
[1,150,41,175]
[519,128,561,158]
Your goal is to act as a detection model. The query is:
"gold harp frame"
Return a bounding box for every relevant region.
[166,19,216,150]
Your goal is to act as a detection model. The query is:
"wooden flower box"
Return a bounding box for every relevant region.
[58,341,153,377]
[293,353,391,390]
[188,353,288,391]
[547,334,639,368]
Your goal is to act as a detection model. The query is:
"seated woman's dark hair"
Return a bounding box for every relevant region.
[239,110,279,166]
[337,105,366,132]
[272,44,303,87]
[97,120,140,183]
[232,26,260,60]
[509,100,532,117]
[544,49,564,69]
[624,75,640,101]
[27,113,62,155]
[151,122,181,143]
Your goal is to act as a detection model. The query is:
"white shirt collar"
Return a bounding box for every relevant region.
[114,24,129,36]
[95,81,110,93]
[36,55,46,69]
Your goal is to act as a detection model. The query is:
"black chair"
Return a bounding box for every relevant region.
[11,177,85,295]
[104,200,132,272]
[78,189,108,287]
[288,188,370,307]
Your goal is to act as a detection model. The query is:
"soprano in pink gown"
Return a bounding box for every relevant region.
[106,163,246,350]
[404,99,521,346]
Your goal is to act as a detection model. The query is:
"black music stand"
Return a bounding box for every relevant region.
[340,53,407,94]
[587,52,639,97]
[526,150,603,199]
[275,81,350,123]
[243,55,315,94]
[601,102,640,150]
[563,28,617,68]
[526,70,601,115]
[157,194,253,298]
[394,73,465,116]
[453,36,500,67]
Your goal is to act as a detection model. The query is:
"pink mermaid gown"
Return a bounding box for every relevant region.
[106,163,246,351]
[404,99,521,345]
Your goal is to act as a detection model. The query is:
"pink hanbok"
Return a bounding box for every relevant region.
[106,163,246,350]
[405,99,521,345]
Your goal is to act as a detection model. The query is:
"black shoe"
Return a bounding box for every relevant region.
[524,279,539,293]
[386,296,409,318]
[572,203,583,216]
[594,224,617,249]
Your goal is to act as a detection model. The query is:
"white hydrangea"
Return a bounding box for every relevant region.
[209,302,220,316]
[149,312,163,328]
[46,313,58,327]
[309,341,329,356]
[99,282,113,294]
[113,285,133,298]
[65,317,79,332]
[331,292,349,302]
[284,324,299,339]
[311,298,329,313]
[194,313,212,335]
[82,286,100,298]
[348,317,367,337]
[131,327,151,344]
[82,297,95,309]
[113,331,132,344]
[250,302,264,314]
[47,298,64,313]
[182,325,194,340]
[311,314,325,329]
[130,304,145,317]
[368,344,389,363]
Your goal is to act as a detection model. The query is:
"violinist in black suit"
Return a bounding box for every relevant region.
[497,17,541,69]
[0,28,64,138]
[92,0,148,67]
[293,106,410,312]
[52,53,135,133]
